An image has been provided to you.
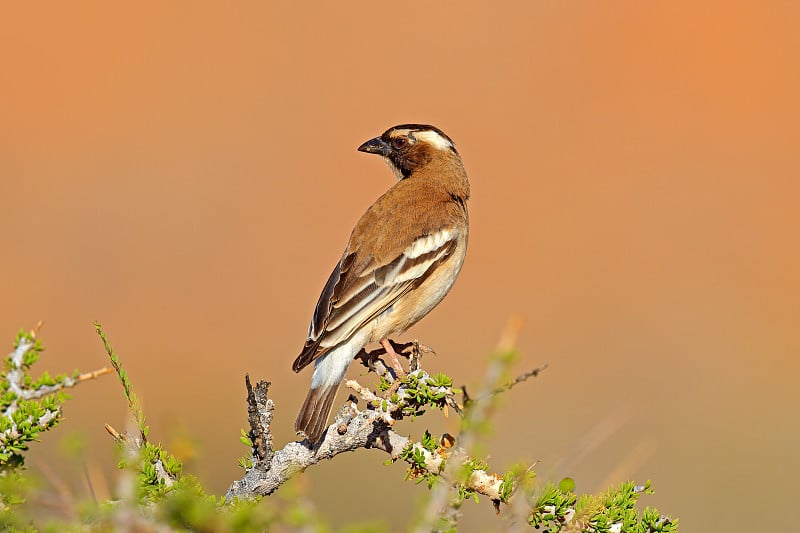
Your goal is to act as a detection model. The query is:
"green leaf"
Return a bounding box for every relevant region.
[559,476,576,493]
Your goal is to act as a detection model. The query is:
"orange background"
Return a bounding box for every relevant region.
[2,2,798,531]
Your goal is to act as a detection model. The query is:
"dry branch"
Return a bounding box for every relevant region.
[225,352,522,506]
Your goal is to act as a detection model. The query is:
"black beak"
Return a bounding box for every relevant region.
[357,137,391,157]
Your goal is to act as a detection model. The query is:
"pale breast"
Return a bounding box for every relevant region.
[368,233,467,341]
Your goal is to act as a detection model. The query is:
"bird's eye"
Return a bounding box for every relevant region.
[391,137,407,149]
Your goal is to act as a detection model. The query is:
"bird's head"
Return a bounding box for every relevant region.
[357,124,459,180]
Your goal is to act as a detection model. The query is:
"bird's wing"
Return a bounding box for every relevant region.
[291,228,458,372]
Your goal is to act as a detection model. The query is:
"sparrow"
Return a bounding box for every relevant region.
[293,124,470,444]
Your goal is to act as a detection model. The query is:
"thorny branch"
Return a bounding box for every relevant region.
[2,322,676,532]
[225,341,545,515]
[478,364,548,402]
[2,323,111,451]
[6,325,111,408]
[417,317,525,532]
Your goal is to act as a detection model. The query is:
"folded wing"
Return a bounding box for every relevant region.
[292,229,457,372]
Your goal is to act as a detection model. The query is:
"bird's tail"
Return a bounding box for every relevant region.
[294,341,359,444]
[295,383,341,444]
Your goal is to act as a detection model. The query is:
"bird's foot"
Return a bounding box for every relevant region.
[388,339,435,358]
[388,339,434,372]
[380,338,407,380]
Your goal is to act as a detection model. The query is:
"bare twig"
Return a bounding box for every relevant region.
[11,367,113,403]
[478,364,548,401]
[76,367,115,383]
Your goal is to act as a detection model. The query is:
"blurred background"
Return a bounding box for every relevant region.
[1,2,798,531]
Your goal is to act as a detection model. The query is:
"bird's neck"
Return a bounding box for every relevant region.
[416,155,470,202]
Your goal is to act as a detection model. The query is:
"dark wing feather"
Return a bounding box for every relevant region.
[292,236,457,372]
[292,254,350,372]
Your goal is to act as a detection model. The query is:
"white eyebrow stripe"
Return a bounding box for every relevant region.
[404,229,454,259]
[414,130,453,151]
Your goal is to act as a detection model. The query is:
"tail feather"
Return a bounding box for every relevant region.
[295,384,340,444]
[294,333,368,444]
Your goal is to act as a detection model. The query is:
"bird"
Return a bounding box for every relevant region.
[292,124,471,445]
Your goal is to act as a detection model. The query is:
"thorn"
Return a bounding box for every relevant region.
[414,340,435,355]
[77,367,114,382]
[104,423,121,440]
